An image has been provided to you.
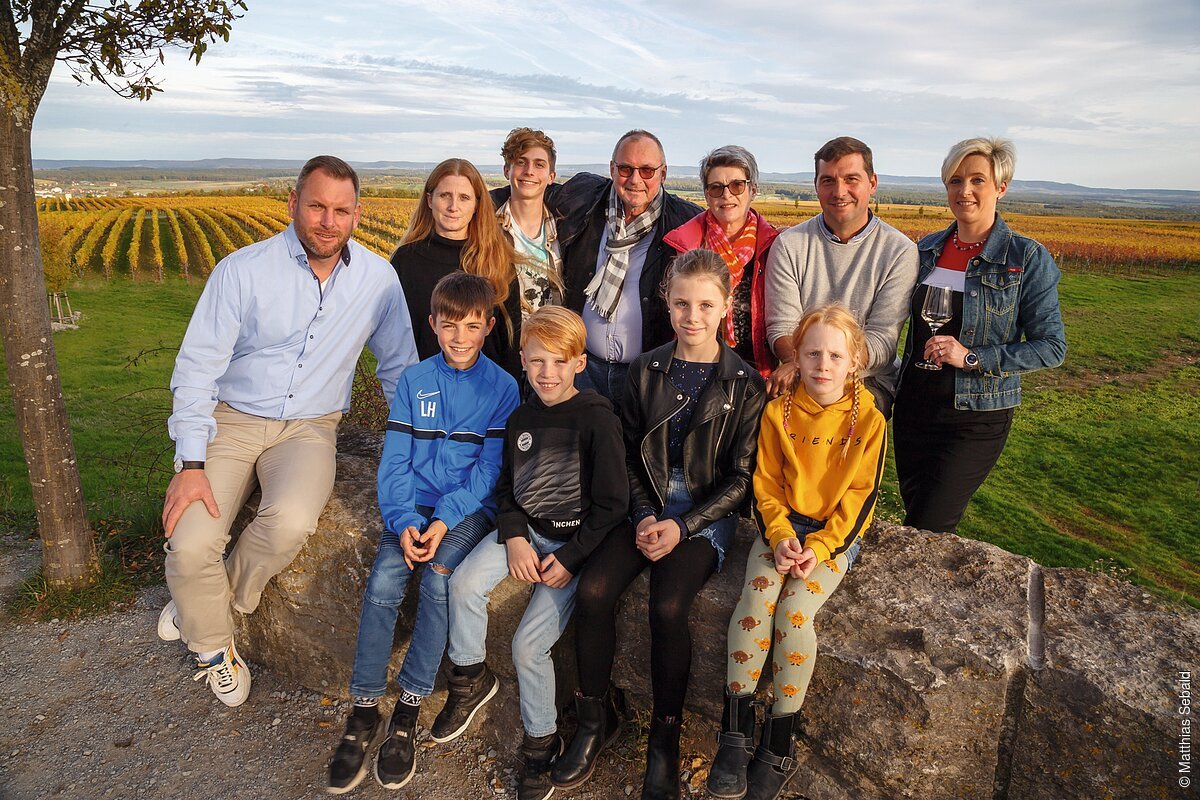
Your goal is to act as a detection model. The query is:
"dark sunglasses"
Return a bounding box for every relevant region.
[704,179,750,198]
[614,163,663,180]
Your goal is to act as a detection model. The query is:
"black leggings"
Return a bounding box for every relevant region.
[574,523,718,719]
[893,402,1014,534]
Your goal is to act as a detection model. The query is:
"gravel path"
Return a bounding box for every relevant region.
[0,536,709,800]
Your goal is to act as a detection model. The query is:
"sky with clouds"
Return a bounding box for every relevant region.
[30,0,1200,189]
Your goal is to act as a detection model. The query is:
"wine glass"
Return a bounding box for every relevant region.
[915,286,954,371]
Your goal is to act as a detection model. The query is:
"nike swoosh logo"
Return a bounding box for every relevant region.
[416,389,440,400]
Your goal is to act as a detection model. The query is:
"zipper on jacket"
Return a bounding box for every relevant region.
[641,392,687,511]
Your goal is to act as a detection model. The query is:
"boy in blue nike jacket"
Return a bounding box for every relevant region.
[328,272,519,794]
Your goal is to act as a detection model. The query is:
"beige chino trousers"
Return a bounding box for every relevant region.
[164,403,340,653]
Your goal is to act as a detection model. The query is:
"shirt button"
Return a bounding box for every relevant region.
[298,364,303,368]
[677,394,683,400]
[309,335,314,339]
[288,394,294,398]
[970,291,978,297]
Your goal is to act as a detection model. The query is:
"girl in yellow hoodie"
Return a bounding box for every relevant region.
[708,304,887,800]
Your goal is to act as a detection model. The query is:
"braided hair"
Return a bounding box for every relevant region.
[780,304,869,462]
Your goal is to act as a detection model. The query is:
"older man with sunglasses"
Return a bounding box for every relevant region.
[548,129,701,413]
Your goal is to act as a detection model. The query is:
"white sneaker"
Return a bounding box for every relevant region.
[157,599,182,641]
[193,641,251,707]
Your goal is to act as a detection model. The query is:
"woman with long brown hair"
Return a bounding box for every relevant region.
[392,158,524,378]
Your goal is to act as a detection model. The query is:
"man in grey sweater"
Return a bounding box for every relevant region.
[765,136,918,417]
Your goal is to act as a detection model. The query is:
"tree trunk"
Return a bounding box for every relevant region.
[0,107,99,589]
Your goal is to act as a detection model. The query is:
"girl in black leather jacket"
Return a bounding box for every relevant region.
[551,249,767,800]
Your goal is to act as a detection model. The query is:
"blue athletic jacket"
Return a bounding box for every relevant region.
[377,352,519,535]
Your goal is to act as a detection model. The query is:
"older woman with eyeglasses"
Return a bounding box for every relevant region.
[664,145,781,378]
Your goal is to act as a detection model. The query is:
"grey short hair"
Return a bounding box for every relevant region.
[941,137,1016,186]
[296,155,361,200]
[611,129,665,162]
[699,145,759,186]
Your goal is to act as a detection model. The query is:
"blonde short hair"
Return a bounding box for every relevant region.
[521,306,586,359]
[941,137,1016,186]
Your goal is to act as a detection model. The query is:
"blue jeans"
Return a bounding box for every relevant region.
[348,507,493,698]
[577,357,630,418]
[447,529,579,737]
[666,467,737,569]
[789,511,861,570]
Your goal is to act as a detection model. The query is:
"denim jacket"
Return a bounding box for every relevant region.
[899,214,1066,411]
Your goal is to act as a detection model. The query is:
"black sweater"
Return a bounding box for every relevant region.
[390,233,523,379]
[494,389,629,574]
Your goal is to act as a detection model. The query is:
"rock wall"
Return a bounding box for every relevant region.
[233,426,1197,800]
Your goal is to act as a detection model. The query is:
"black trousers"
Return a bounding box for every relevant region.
[892,402,1014,534]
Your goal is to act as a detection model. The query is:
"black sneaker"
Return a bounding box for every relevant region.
[327,707,383,795]
[430,663,500,743]
[374,701,419,789]
[518,732,563,800]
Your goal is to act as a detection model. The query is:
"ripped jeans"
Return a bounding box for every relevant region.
[348,506,493,699]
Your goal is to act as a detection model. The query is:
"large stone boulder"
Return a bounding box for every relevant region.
[231,425,579,703]
[231,426,1197,799]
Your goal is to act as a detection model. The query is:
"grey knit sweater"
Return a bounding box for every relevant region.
[764,214,918,394]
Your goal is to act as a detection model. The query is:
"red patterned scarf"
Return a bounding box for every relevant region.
[703,211,758,346]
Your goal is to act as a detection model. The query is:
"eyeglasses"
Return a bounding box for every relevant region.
[704,180,751,198]
[613,163,663,180]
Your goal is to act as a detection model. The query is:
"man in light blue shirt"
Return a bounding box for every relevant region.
[156,156,417,707]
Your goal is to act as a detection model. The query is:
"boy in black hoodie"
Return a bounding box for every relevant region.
[433,306,629,800]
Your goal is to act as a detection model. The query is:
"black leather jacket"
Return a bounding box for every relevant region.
[623,341,767,537]
[494,174,702,353]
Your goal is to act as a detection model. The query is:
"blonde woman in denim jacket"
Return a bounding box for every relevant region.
[892,137,1066,534]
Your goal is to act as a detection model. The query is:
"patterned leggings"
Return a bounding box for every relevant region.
[724,535,848,714]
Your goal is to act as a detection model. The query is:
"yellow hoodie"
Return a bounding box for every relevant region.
[753,382,887,562]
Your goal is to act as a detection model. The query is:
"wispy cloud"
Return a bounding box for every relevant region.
[30,0,1200,188]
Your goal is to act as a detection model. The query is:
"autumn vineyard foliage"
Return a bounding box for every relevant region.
[35,195,1200,281]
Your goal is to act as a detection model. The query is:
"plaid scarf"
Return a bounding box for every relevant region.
[584,186,664,320]
[703,211,758,346]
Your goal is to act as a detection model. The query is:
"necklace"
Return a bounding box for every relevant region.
[950,231,983,251]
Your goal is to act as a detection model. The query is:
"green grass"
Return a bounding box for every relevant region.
[0,277,204,597]
[1,272,1198,612]
[1046,272,1200,377]
[877,272,1200,607]
[8,561,137,619]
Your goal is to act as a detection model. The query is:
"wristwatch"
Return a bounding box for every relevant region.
[173,458,205,473]
[963,351,981,371]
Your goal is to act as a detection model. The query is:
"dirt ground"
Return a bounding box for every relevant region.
[0,535,727,800]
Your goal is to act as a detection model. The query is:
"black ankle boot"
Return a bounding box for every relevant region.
[518,731,563,800]
[707,690,757,799]
[550,686,624,788]
[640,715,681,800]
[744,712,799,800]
